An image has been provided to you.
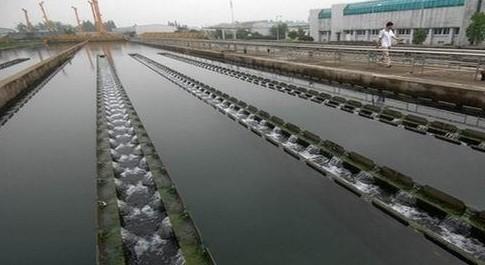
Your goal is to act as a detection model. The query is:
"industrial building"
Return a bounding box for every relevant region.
[113,24,177,35]
[309,0,485,46]
[205,20,309,40]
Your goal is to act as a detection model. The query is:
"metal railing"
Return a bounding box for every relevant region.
[136,38,485,80]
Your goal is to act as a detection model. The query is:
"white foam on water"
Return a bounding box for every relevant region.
[118,154,140,163]
[139,157,148,170]
[174,250,186,265]
[162,216,173,229]
[441,226,485,257]
[299,145,320,160]
[134,238,151,257]
[439,217,485,258]
[114,178,122,187]
[120,167,147,178]
[141,205,156,217]
[126,182,148,197]
[389,202,439,228]
[353,181,380,194]
[142,172,154,186]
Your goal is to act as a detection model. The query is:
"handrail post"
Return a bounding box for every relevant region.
[411,54,416,74]
[474,58,481,81]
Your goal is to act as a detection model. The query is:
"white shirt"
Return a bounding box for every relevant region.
[379,29,395,48]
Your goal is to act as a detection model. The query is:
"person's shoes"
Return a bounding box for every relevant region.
[386,65,392,68]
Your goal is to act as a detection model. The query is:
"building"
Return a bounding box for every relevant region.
[205,20,310,40]
[287,21,310,36]
[114,24,177,35]
[205,20,275,39]
[309,0,485,46]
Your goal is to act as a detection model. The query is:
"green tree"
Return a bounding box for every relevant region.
[236,29,251,39]
[16,23,28,33]
[287,30,298,40]
[413,29,427,44]
[466,12,485,45]
[270,23,288,40]
[297,28,306,39]
[298,35,314,41]
[104,20,117,32]
[214,29,223,39]
[81,20,96,32]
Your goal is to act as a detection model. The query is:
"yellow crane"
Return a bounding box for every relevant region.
[88,0,105,33]
[21,8,34,32]
[71,6,84,33]
[39,1,54,31]
[88,1,100,33]
[92,0,105,33]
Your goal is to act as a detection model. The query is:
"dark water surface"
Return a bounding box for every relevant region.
[0,42,470,265]
[0,44,71,80]
[0,47,96,265]
[150,52,485,210]
[110,43,464,265]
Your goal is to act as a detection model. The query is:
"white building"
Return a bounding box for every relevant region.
[309,0,485,46]
[114,24,177,35]
[206,20,310,39]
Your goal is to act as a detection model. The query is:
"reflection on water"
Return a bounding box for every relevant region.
[0,44,72,80]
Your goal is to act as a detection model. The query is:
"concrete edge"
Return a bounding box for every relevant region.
[135,40,485,110]
[0,41,87,109]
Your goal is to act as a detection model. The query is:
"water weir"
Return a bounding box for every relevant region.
[130,53,485,265]
[96,54,215,265]
[159,52,485,153]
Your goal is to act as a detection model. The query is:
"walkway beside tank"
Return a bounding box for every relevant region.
[108,43,465,265]
[147,51,485,210]
[0,47,96,265]
[134,39,485,87]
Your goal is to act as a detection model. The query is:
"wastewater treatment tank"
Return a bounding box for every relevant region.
[0,42,484,265]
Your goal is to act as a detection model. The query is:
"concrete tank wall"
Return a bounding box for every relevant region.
[136,41,485,110]
[0,41,86,110]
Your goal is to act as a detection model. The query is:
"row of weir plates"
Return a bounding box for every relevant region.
[97,55,186,265]
[159,52,485,153]
[154,47,485,117]
[129,53,485,265]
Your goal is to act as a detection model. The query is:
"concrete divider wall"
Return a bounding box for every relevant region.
[137,41,485,110]
[0,41,87,110]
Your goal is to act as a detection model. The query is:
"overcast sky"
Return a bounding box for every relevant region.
[0,0,360,29]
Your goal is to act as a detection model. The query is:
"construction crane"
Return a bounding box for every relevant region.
[39,1,54,31]
[21,8,34,32]
[88,1,100,33]
[71,6,84,33]
[88,0,105,33]
[92,0,105,33]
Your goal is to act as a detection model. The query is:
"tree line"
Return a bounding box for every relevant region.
[16,20,117,34]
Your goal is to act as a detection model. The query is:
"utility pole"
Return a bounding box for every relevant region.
[276,15,282,41]
[39,1,54,31]
[230,0,235,24]
[21,8,34,32]
[72,6,84,33]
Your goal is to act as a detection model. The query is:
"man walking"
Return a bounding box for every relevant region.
[377,21,400,67]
